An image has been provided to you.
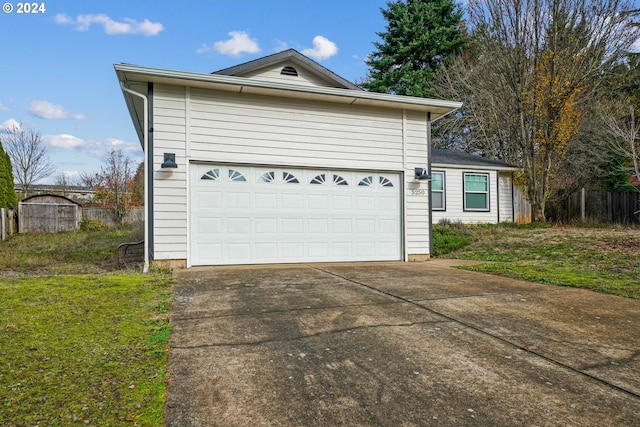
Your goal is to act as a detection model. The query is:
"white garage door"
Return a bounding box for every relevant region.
[190,164,402,265]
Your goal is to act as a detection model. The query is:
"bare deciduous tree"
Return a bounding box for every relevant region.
[2,124,56,198]
[91,149,135,225]
[78,170,100,189]
[53,172,78,197]
[436,0,640,221]
[601,99,640,189]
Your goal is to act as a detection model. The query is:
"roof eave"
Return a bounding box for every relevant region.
[213,49,362,90]
[115,64,462,119]
[432,162,518,171]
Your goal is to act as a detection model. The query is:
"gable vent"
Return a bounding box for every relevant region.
[280,66,299,76]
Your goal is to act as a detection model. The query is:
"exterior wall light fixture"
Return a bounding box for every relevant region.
[415,167,431,180]
[161,153,178,169]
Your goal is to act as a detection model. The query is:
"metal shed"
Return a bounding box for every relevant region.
[18,194,81,233]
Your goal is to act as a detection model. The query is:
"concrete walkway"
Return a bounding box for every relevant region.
[165,261,640,426]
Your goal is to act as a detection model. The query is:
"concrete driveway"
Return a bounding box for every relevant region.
[165,261,640,426]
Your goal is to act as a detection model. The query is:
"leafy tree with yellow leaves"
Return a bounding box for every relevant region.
[436,0,640,221]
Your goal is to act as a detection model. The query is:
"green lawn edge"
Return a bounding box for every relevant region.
[0,273,172,426]
[434,222,640,299]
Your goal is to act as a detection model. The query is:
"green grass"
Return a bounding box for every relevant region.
[432,220,473,256]
[434,222,640,299]
[0,227,144,275]
[0,227,171,426]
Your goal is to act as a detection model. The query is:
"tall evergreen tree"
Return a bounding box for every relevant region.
[0,139,18,209]
[362,0,465,97]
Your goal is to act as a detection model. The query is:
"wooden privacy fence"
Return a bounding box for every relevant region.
[513,186,532,224]
[16,193,144,234]
[560,189,640,224]
[19,195,81,233]
[1,208,17,241]
[82,207,143,227]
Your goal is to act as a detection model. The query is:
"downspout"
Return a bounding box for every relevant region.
[496,172,500,223]
[511,171,515,223]
[427,112,433,256]
[402,110,408,261]
[119,81,150,273]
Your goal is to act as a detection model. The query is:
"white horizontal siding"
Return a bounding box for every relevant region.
[432,168,503,224]
[403,111,430,256]
[152,85,188,260]
[151,83,437,263]
[188,88,405,169]
[240,61,339,88]
[498,172,514,222]
[153,248,187,261]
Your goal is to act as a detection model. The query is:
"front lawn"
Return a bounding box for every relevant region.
[0,228,171,426]
[435,222,640,299]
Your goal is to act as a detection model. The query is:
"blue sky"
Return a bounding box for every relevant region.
[0,0,389,183]
[1,0,639,184]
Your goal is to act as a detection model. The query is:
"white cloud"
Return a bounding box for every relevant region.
[29,100,86,120]
[55,13,163,36]
[272,39,290,53]
[45,134,85,149]
[0,102,8,112]
[632,36,640,53]
[302,36,338,61]
[43,134,142,161]
[0,119,21,131]
[198,31,260,56]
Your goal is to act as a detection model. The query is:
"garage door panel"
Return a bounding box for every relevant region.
[197,243,222,259]
[227,243,251,259]
[379,219,399,233]
[191,164,402,265]
[356,219,375,233]
[356,196,375,210]
[282,243,304,258]
[332,218,352,233]
[307,194,328,210]
[198,218,223,235]
[227,218,250,234]
[377,196,399,211]
[255,217,278,234]
[308,242,329,257]
[355,242,375,257]
[281,218,304,234]
[255,243,277,259]
[226,192,251,209]
[197,191,222,208]
[254,193,277,209]
[281,193,304,209]
[308,218,329,233]
[379,241,399,256]
[332,195,352,210]
[332,242,352,257]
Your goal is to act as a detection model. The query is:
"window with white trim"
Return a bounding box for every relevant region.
[431,171,445,210]
[464,173,489,211]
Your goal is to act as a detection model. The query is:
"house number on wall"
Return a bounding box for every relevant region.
[411,189,426,196]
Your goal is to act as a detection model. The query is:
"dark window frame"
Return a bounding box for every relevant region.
[431,171,446,211]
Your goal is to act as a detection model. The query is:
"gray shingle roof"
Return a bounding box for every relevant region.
[432,149,516,169]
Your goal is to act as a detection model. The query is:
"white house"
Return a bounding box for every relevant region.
[431,149,524,224]
[115,49,461,269]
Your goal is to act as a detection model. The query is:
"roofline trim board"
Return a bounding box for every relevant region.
[432,162,518,171]
[114,63,462,118]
